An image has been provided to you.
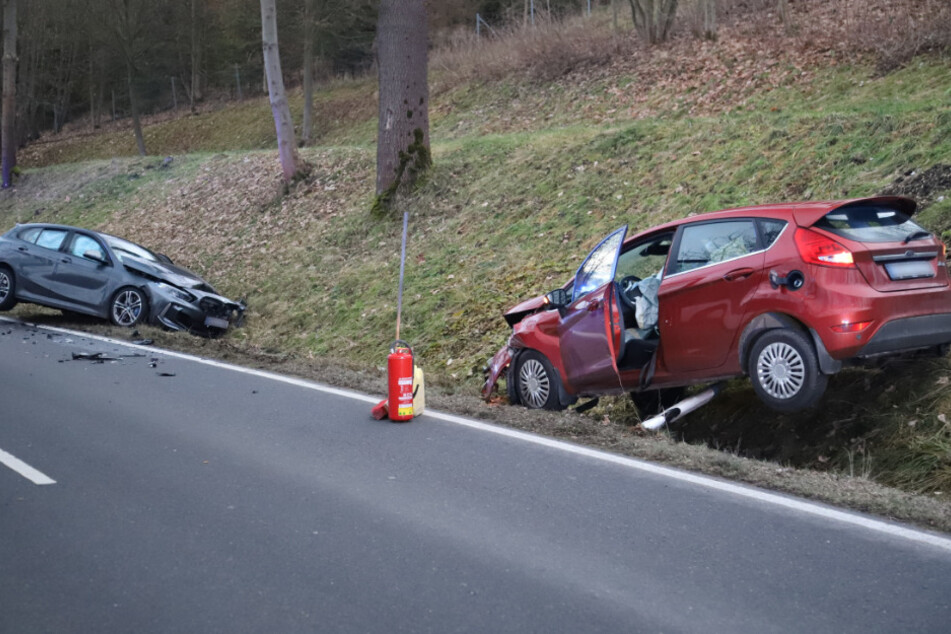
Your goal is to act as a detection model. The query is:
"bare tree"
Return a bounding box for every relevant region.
[301,0,315,145]
[627,0,678,44]
[190,0,203,112]
[260,0,299,183]
[374,0,431,206]
[1,0,15,188]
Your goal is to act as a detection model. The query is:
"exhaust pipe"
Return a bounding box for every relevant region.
[640,383,725,431]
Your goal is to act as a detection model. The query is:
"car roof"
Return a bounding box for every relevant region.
[625,195,916,243]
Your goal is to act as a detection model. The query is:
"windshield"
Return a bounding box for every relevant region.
[815,205,928,243]
[103,234,160,263]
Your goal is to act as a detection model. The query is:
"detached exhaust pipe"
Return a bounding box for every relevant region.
[640,383,725,431]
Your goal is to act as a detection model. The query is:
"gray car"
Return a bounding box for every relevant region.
[0,223,245,336]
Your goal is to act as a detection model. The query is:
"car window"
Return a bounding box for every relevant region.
[573,226,627,302]
[35,229,69,251]
[672,220,758,274]
[69,234,107,262]
[814,204,927,243]
[17,227,42,243]
[758,219,787,248]
[615,233,673,281]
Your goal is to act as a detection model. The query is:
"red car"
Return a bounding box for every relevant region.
[482,196,951,415]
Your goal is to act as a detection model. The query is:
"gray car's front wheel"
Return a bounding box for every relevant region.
[0,266,16,311]
[110,286,149,327]
[749,328,827,413]
[514,350,566,411]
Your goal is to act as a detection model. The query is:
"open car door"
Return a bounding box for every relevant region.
[557,226,627,395]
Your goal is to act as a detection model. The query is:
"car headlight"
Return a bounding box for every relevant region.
[156,282,196,303]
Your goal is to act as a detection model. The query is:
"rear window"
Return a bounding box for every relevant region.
[815,205,927,243]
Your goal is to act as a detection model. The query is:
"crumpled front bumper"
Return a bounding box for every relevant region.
[150,284,246,337]
[481,343,513,401]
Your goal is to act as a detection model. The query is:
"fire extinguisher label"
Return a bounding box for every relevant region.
[398,406,413,417]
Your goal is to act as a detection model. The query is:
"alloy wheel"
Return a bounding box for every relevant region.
[112,289,143,326]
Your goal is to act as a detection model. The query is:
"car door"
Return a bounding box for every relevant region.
[658,218,766,374]
[12,227,70,300]
[48,232,115,312]
[557,226,627,394]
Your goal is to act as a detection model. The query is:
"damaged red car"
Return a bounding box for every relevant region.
[482,196,951,415]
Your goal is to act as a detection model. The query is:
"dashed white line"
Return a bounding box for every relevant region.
[0,447,56,485]
[4,316,951,552]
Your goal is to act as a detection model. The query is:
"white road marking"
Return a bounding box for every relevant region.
[0,447,56,485]
[5,316,951,552]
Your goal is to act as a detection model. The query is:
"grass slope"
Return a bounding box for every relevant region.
[2,13,951,529]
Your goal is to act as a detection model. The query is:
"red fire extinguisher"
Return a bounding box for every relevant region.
[387,340,414,422]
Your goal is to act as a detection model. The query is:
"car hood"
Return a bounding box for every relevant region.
[503,294,549,326]
[121,255,218,294]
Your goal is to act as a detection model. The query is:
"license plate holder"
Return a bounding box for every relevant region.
[884,260,934,281]
[204,316,230,329]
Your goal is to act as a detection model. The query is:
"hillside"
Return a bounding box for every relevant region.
[2,2,951,529]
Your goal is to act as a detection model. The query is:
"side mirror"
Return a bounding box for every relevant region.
[546,288,569,308]
[84,250,108,265]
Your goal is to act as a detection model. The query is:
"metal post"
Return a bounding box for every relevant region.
[395,212,409,341]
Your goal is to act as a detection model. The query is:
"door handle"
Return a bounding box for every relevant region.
[18,246,27,252]
[61,257,72,263]
[723,267,754,282]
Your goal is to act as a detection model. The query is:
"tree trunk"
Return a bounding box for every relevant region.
[301,0,315,145]
[126,62,146,156]
[190,0,202,111]
[260,0,298,183]
[627,0,679,44]
[374,0,430,201]
[2,0,17,188]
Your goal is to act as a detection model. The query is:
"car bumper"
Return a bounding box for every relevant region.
[855,313,951,358]
[150,285,246,336]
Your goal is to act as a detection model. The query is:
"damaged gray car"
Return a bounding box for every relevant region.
[0,223,245,336]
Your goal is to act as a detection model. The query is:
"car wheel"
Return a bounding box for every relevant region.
[630,387,685,418]
[110,286,149,327]
[515,350,565,411]
[0,266,16,311]
[749,329,827,413]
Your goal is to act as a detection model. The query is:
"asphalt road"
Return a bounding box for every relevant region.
[2,317,950,633]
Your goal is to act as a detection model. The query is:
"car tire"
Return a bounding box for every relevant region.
[0,266,16,311]
[514,350,565,411]
[749,328,827,413]
[110,286,149,327]
[630,387,685,418]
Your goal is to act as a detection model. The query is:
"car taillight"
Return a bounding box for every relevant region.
[794,228,855,268]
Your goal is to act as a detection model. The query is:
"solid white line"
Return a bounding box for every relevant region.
[5,316,951,552]
[0,447,56,485]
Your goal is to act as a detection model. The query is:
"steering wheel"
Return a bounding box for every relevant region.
[618,275,642,311]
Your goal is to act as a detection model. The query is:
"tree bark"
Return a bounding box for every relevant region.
[301,0,315,145]
[2,0,17,188]
[260,0,299,183]
[375,0,430,200]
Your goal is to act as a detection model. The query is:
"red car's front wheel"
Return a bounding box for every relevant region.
[514,350,565,411]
